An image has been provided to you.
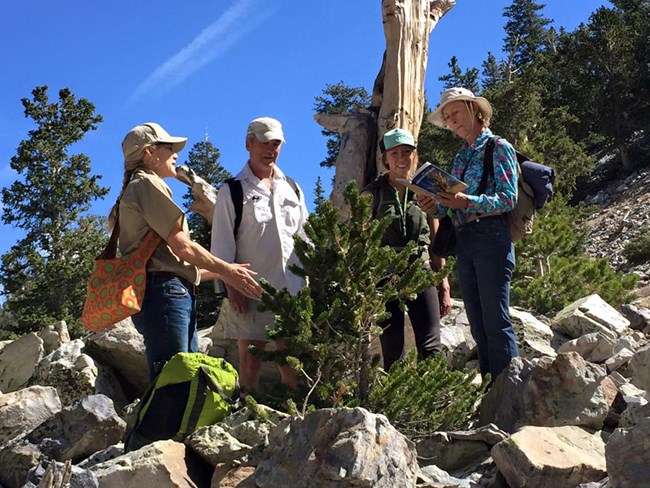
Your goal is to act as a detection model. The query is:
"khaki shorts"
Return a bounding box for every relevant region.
[216,298,278,342]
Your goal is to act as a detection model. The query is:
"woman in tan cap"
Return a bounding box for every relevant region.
[363,128,451,372]
[423,88,519,383]
[110,122,263,380]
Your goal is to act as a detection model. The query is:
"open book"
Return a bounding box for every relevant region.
[396,162,468,198]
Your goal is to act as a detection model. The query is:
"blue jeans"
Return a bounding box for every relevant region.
[132,273,198,380]
[455,216,518,380]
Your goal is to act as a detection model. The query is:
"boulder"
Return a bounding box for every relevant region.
[37,320,70,355]
[0,394,125,488]
[0,385,61,445]
[511,308,557,359]
[83,319,149,398]
[629,344,650,392]
[0,333,44,393]
[416,423,508,472]
[24,459,98,488]
[606,418,650,487]
[558,332,616,363]
[481,353,611,433]
[90,439,211,488]
[254,407,418,488]
[522,352,610,430]
[29,339,97,406]
[492,425,607,488]
[552,294,630,340]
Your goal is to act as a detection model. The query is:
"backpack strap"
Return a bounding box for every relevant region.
[285,176,300,199]
[226,176,300,239]
[480,137,496,195]
[225,178,244,238]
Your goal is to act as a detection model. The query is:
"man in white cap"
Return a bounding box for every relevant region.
[211,117,308,392]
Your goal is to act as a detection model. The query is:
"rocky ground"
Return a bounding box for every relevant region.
[581,152,650,291]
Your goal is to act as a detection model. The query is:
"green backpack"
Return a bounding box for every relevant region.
[125,352,240,452]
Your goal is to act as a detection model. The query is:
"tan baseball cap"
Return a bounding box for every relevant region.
[122,122,188,161]
[246,117,286,143]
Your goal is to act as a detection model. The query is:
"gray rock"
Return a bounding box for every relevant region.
[83,319,149,399]
[492,425,606,488]
[0,386,61,445]
[629,344,650,392]
[0,333,44,393]
[90,439,211,487]
[36,321,70,356]
[29,339,97,406]
[255,407,418,488]
[522,352,610,430]
[606,418,650,487]
[416,424,507,472]
[552,294,630,340]
[479,357,535,433]
[0,394,125,488]
[558,332,616,363]
[23,460,98,488]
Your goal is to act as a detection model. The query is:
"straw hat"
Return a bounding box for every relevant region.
[427,87,493,129]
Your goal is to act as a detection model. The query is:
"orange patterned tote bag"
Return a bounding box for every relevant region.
[81,217,160,332]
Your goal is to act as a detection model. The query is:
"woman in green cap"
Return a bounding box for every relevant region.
[363,128,451,371]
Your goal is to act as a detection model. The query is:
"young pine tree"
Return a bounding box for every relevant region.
[258,182,438,408]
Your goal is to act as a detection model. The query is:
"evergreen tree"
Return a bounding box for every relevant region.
[481,52,505,92]
[512,197,637,315]
[258,183,439,408]
[502,0,552,82]
[314,81,371,168]
[181,139,232,328]
[554,0,650,169]
[1,86,108,335]
[439,56,480,92]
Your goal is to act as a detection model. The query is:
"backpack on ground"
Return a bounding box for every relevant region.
[125,352,240,452]
[214,177,301,297]
[484,137,555,241]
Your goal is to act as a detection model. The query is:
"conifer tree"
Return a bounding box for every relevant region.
[553,0,650,169]
[512,197,637,315]
[181,139,232,328]
[314,81,371,168]
[1,86,108,335]
[439,56,480,92]
[502,0,552,82]
[258,182,439,407]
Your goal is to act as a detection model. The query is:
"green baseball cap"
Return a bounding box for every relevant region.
[381,128,416,152]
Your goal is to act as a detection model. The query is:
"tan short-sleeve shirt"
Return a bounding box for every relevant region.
[118,168,200,285]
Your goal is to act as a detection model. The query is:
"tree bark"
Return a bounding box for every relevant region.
[316,0,455,210]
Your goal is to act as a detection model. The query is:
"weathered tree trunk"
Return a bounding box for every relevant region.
[316,0,455,211]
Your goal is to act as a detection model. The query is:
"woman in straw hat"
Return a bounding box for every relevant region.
[111,122,263,380]
[421,87,519,382]
[363,128,451,372]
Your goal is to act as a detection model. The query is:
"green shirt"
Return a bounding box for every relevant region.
[368,175,431,264]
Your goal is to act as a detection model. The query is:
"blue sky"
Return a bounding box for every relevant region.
[1,0,607,257]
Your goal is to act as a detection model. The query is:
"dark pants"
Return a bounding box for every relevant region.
[455,216,519,381]
[132,273,199,380]
[379,284,442,371]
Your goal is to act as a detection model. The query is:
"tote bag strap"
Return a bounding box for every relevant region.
[97,205,161,261]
